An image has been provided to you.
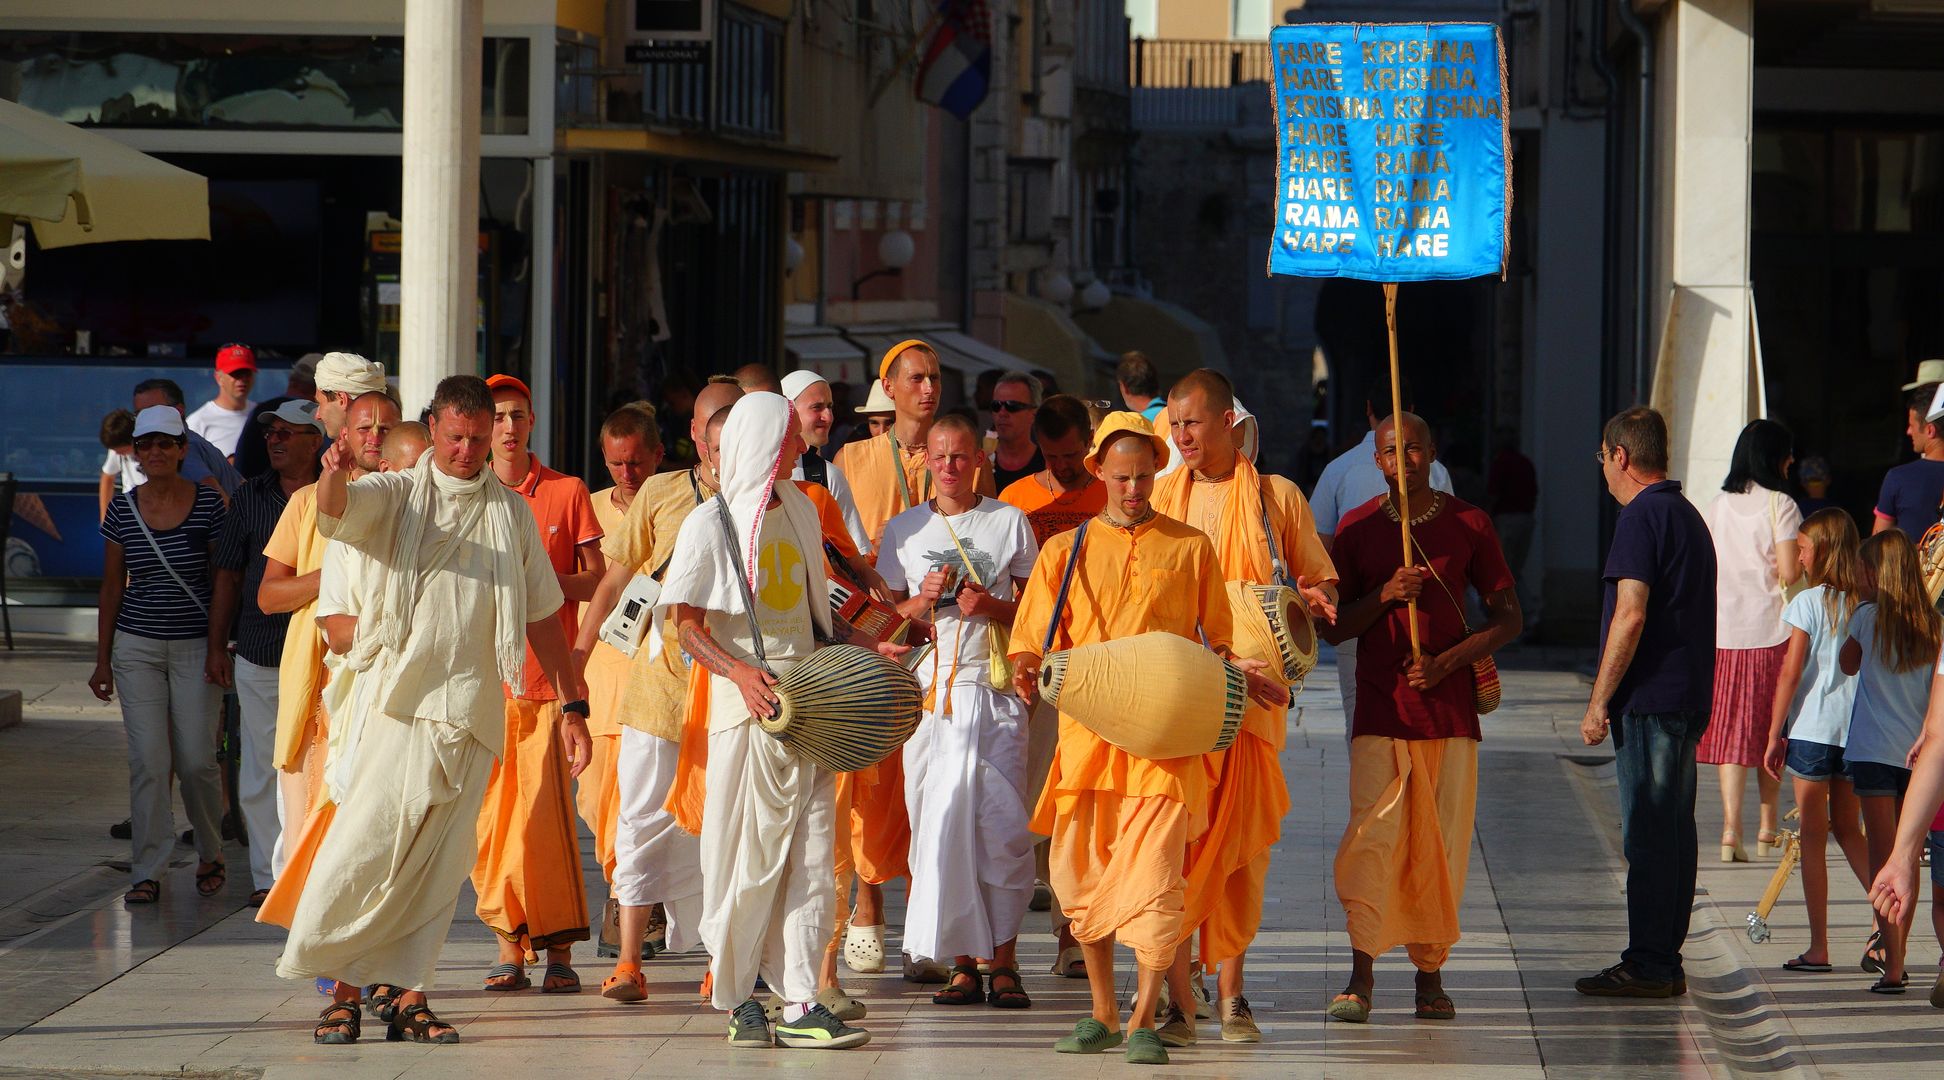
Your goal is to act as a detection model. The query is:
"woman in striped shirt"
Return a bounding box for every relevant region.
[88,406,236,906]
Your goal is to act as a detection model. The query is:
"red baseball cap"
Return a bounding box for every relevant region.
[215,343,256,374]
[485,373,532,401]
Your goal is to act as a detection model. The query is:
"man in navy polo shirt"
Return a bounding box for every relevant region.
[1576,406,1717,999]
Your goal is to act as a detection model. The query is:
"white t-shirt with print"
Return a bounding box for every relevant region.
[1780,585,1858,747]
[876,496,1038,680]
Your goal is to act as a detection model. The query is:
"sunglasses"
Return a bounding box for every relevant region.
[133,434,183,451]
[263,426,317,442]
[988,401,1034,414]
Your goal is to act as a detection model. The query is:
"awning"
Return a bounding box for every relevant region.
[0,99,210,249]
[1070,294,1227,391]
[1001,294,1117,398]
[784,325,870,386]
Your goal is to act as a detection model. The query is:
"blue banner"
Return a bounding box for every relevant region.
[1266,23,1509,282]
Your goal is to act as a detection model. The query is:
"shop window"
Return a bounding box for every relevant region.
[0,31,529,134]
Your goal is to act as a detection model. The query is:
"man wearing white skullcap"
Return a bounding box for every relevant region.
[313,353,390,437]
[782,369,870,554]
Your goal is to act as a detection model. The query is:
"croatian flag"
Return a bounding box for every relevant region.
[915,0,991,120]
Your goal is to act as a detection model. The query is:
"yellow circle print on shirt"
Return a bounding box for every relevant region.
[757,538,807,613]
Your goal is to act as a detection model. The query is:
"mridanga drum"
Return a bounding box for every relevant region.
[1038,631,1246,760]
[757,644,923,774]
[1226,582,1317,688]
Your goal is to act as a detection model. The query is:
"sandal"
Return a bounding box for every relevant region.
[387,1002,459,1043]
[541,962,582,994]
[483,962,531,991]
[195,861,226,897]
[844,922,886,974]
[1862,930,1887,975]
[601,962,647,1003]
[1782,954,1833,973]
[987,966,1031,1009]
[1868,974,1909,995]
[1414,991,1456,1020]
[932,963,985,1005]
[124,879,160,905]
[1326,992,1371,1024]
[1053,945,1086,979]
[314,1001,361,1045]
[365,984,402,1022]
[247,888,270,908]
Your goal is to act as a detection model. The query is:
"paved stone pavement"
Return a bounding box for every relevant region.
[1,632,1941,1078]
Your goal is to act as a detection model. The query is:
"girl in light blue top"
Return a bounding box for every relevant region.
[1764,508,1870,973]
[1840,529,1943,993]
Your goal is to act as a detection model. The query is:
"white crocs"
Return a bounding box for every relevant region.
[843,922,885,974]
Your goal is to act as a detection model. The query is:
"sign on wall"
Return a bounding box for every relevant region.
[1265,22,1510,282]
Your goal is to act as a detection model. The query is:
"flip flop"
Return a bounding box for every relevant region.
[1414,991,1455,1020]
[483,962,531,991]
[1869,974,1909,995]
[844,923,886,974]
[195,861,226,897]
[1782,955,1833,973]
[1862,930,1887,974]
[541,962,582,994]
[1327,992,1371,1024]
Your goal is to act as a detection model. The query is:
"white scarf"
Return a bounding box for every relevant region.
[343,453,529,694]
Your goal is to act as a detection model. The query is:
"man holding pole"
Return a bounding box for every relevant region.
[1320,411,1519,1023]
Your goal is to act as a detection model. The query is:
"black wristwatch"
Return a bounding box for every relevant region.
[562,699,590,718]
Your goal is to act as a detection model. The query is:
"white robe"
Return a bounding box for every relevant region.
[902,672,1035,962]
[612,724,703,951]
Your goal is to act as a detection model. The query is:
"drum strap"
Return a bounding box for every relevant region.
[711,494,772,674]
[1259,483,1293,588]
[1041,520,1090,655]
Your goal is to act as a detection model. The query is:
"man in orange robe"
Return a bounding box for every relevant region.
[999,394,1105,978]
[1152,369,1338,1044]
[1009,413,1286,1066]
[473,374,606,993]
[830,340,993,978]
[581,402,663,954]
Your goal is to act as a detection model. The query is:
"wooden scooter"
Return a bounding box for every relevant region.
[1746,808,1803,944]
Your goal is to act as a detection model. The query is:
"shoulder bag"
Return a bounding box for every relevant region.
[937,501,1012,689]
[123,489,210,619]
[1409,532,1500,715]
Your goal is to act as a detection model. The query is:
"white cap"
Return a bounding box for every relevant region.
[780,368,828,401]
[257,399,326,433]
[133,405,186,439]
[1928,382,1944,424]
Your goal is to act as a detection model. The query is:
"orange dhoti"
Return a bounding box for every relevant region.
[1046,789,1192,971]
[574,640,629,885]
[1181,726,1289,966]
[1333,734,1478,970]
[473,697,591,950]
[273,699,330,874]
[833,752,910,887]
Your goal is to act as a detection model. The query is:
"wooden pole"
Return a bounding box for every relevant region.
[1383,282,1421,658]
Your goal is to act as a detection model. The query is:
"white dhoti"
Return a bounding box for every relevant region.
[698,680,835,1011]
[903,678,1035,962]
[613,724,704,953]
[275,710,493,991]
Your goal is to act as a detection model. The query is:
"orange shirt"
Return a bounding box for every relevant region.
[506,459,602,700]
[1011,512,1233,823]
[1000,472,1108,547]
[835,429,995,551]
[797,478,859,568]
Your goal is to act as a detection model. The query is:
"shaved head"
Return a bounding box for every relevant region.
[379,421,430,471]
[1374,410,1433,448]
[733,363,779,393]
[1373,410,1437,497]
[692,380,746,442]
[1166,368,1234,412]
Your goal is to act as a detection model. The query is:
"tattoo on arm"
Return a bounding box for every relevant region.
[679,621,743,678]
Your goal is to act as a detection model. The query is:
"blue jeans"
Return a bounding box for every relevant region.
[1612,710,1705,982]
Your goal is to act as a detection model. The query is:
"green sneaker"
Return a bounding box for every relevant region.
[1125,1027,1170,1065]
[774,1003,871,1049]
[1054,1018,1124,1054]
[726,999,771,1049]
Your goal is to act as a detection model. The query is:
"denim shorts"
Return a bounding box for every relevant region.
[1786,739,1847,782]
[1929,831,1944,890]
[1848,760,1912,799]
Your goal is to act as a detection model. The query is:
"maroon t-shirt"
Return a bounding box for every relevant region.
[1334,493,1516,741]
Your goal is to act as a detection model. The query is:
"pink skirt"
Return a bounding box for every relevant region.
[1698,643,1787,767]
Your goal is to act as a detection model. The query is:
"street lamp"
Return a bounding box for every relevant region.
[851,229,915,300]
[784,236,805,274]
[1038,271,1074,306]
[1077,278,1112,312]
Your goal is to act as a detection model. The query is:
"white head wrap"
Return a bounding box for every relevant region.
[315,351,389,396]
[780,369,828,401]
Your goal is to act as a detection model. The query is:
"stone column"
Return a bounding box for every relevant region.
[399,0,484,415]
[1648,0,1756,495]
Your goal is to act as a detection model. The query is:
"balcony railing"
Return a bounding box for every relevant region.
[1128,38,1272,129]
